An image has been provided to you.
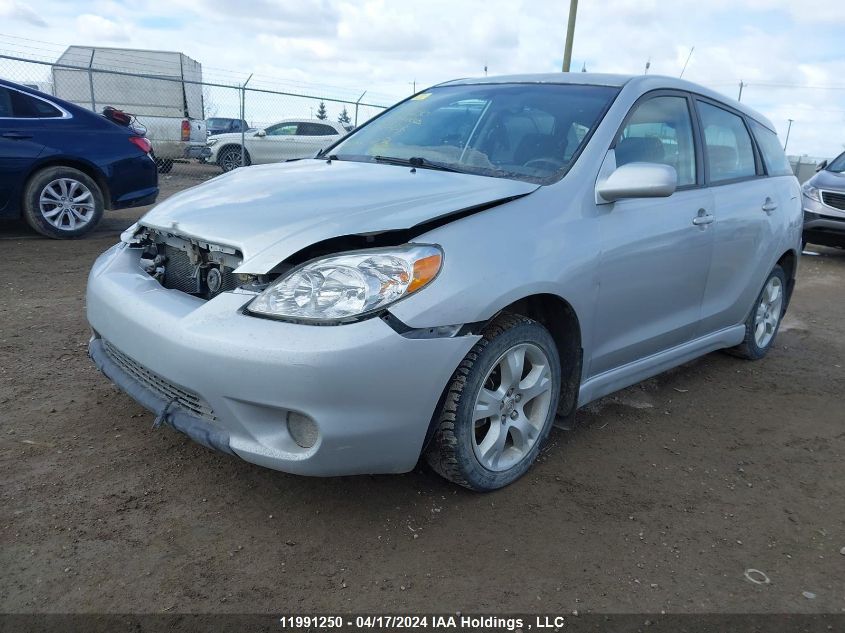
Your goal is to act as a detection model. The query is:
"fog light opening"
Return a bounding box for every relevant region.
[287,411,318,449]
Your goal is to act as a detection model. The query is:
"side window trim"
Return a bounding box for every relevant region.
[0,84,72,120]
[610,88,703,189]
[692,96,765,186]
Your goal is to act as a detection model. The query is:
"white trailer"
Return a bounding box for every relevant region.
[52,46,208,171]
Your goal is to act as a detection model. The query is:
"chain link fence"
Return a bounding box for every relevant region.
[0,52,392,195]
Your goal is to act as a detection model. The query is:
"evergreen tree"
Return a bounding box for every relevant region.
[315,101,328,120]
[337,106,351,126]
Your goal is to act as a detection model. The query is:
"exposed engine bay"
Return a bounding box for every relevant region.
[130,228,268,300]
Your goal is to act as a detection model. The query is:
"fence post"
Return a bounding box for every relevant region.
[87,49,96,113]
[240,74,253,168]
[354,90,367,127]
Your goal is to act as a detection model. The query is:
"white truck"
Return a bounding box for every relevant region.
[52,46,208,172]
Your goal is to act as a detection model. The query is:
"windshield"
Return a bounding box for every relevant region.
[330,83,619,183]
[826,151,845,173]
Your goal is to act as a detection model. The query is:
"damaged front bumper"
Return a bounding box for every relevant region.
[86,243,477,476]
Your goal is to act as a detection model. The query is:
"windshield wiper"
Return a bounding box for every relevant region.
[373,155,466,173]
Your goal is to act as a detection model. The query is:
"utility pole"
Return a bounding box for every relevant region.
[562,0,578,72]
[239,73,252,169]
[409,80,416,93]
[783,119,794,152]
[738,81,745,102]
[644,58,651,75]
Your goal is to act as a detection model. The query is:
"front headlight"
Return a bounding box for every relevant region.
[246,245,443,322]
[802,182,820,202]
[207,138,218,147]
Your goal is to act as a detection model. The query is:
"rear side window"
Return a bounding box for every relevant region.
[748,120,792,176]
[9,90,62,118]
[616,95,697,186]
[697,101,756,182]
[298,123,338,136]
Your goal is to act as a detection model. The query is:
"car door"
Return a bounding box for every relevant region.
[694,100,784,335]
[0,86,47,216]
[295,122,341,158]
[247,122,298,164]
[589,92,715,376]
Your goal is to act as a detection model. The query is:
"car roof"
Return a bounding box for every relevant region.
[437,73,776,132]
[0,77,99,120]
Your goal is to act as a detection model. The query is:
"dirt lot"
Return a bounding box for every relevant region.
[1,169,844,615]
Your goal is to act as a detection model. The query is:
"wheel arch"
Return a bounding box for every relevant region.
[492,293,583,421]
[23,158,111,209]
[776,248,798,309]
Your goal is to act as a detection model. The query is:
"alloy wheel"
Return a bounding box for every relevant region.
[753,276,783,349]
[471,342,554,472]
[39,178,95,231]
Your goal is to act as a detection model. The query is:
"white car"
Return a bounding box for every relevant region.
[207,119,346,172]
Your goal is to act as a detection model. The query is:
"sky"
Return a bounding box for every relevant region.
[0,0,843,158]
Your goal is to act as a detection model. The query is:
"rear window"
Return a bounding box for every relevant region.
[697,101,757,183]
[749,120,792,177]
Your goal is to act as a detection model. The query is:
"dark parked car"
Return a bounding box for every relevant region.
[802,151,845,248]
[206,117,250,136]
[0,79,158,238]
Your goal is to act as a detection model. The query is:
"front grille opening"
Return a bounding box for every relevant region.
[103,339,217,423]
[821,190,845,211]
[137,230,243,300]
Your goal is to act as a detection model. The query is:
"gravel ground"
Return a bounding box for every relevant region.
[1,166,844,614]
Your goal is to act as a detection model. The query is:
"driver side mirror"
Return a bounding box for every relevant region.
[254,129,266,138]
[816,159,828,172]
[596,162,677,203]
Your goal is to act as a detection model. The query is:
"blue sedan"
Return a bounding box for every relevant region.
[0,79,158,238]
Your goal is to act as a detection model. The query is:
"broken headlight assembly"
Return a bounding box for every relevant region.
[246,245,443,322]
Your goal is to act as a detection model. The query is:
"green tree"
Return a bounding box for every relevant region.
[315,101,328,120]
[337,106,351,127]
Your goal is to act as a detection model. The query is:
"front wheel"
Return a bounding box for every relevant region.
[22,167,104,239]
[729,265,787,360]
[426,314,561,491]
[218,147,249,172]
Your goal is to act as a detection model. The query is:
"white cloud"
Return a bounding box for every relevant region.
[75,14,130,41]
[0,0,47,26]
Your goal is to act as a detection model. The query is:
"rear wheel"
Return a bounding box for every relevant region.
[22,166,104,239]
[425,314,561,491]
[218,146,249,172]
[728,265,787,360]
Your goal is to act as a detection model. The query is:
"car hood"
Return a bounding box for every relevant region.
[811,169,845,191]
[208,131,249,143]
[139,159,539,273]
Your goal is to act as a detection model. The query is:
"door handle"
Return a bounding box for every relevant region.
[1,131,33,140]
[762,197,778,214]
[692,209,714,226]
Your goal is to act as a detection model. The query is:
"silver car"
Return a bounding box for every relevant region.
[87,74,801,491]
[801,151,845,248]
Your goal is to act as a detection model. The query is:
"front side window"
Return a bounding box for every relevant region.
[266,123,298,136]
[330,83,619,183]
[698,101,757,183]
[748,119,792,177]
[615,95,696,186]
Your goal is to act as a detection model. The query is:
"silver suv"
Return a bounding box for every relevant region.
[802,151,845,248]
[87,74,801,491]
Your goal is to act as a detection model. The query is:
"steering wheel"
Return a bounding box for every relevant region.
[523,157,566,171]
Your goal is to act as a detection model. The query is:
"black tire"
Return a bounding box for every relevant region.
[728,265,787,360]
[217,146,249,172]
[155,158,173,174]
[22,166,104,239]
[425,313,561,491]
